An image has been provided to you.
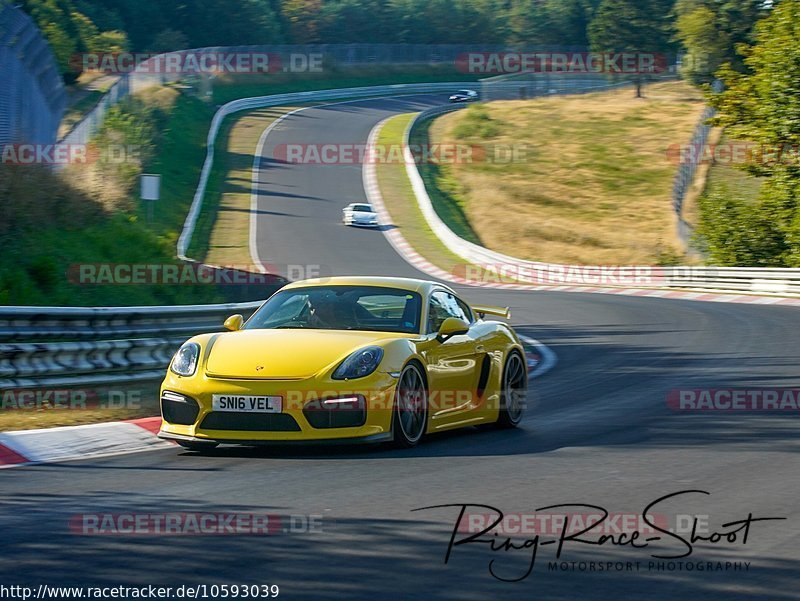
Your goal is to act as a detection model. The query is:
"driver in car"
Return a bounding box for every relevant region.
[308,298,353,329]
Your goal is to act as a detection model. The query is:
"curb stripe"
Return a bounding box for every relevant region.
[0,442,27,466]
[0,417,171,469]
[127,416,163,435]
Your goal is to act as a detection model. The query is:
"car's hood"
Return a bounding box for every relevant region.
[205,329,402,379]
[352,211,377,218]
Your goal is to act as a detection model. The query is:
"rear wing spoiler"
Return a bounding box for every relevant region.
[472,304,511,319]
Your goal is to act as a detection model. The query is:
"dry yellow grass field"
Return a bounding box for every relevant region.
[429,80,707,265]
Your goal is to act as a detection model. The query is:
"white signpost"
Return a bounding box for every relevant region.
[140,174,160,223]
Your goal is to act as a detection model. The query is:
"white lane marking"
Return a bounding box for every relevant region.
[520,335,558,380]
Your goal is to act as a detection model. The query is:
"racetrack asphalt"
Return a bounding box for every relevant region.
[1,94,799,600]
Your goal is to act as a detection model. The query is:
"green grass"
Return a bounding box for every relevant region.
[185,114,235,261]
[0,87,225,306]
[409,116,483,245]
[451,104,503,139]
[130,92,217,240]
[0,206,225,306]
[202,107,297,266]
[374,114,471,274]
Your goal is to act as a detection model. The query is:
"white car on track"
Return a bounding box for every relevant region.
[342,203,379,228]
[449,89,479,103]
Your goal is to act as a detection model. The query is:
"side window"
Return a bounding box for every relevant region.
[427,291,470,333]
[455,297,474,324]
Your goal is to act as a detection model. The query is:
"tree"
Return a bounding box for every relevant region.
[695,187,790,266]
[281,0,323,43]
[700,0,800,266]
[673,0,765,84]
[511,0,599,47]
[588,0,674,96]
[149,29,189,53]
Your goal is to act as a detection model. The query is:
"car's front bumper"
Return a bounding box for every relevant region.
[345,218,379,227]
[158,370,398,444]
[160,431,393,446]
[348,222,379,228]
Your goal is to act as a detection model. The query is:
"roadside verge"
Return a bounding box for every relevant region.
[365,115,800,307]
[0,417,169,468]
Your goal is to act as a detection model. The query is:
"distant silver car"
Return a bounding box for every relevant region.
[449,89,479,103]
[342,203,379,228]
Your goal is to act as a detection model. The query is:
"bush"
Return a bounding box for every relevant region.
[695,180,793,266]
[452,104,501,139]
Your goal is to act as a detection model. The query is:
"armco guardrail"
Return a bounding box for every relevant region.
[177,82,475,260]
[403,105,800,295]
[0,302,261,389]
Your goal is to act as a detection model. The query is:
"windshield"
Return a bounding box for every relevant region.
[244,286,422,333]
[352,204,373,212]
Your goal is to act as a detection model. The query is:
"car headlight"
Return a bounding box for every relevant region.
[332,346,384,380]
[170,342,200,376]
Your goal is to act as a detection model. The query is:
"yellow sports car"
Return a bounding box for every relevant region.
[158,276,527,450]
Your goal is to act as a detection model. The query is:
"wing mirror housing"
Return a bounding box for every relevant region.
[223,314,244,331]
[437,317,469,342]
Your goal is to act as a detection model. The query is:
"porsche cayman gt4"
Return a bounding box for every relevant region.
[158,276,527,450]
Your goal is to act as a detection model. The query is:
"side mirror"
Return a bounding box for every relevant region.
[437,317,469,342]
[223,314,243,331]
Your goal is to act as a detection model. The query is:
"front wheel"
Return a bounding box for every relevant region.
[392,363,428,448]
[496,351,527,428]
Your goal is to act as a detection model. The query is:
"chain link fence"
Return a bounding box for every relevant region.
[672,80,723,244]
[0,2,66,146]
[479,72,634,101]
